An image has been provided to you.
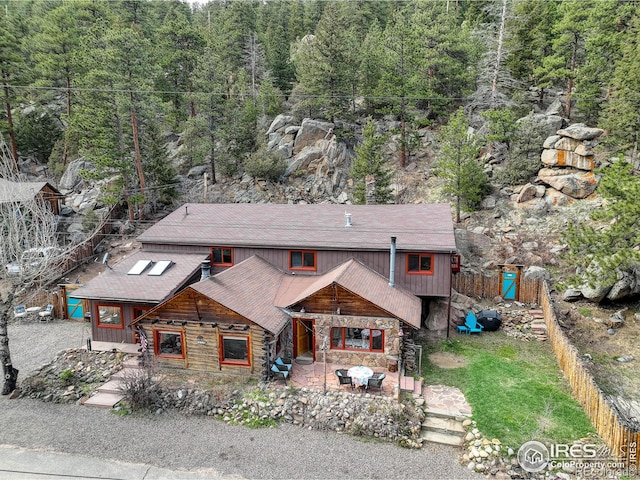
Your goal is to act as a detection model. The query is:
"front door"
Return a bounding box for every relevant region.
[294,318,315,361]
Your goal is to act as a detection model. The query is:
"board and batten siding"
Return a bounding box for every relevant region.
[90,300,140,343]
[140,243,452,297]
[232,247,452,297]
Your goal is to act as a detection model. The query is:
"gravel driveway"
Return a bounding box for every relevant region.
[1,319,477,480]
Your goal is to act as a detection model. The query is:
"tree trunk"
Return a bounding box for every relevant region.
[130,101,146,220]
[2,75,19,173]
[566,34,578,120]
[208,103,217,185]
[491,0,508,108]
[62,75,72,165]
[0,293,18,395]
[400,112,407,168]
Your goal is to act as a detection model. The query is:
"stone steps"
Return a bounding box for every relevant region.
[421,406,467,447]
[400,375,414,392]
[422,415,466,434]
[83,392,123,409]
[97,379,124,395]
[421,430,465,447]
[84,360,143,408]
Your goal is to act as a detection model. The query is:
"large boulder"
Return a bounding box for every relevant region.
[537,168,599,199]
[59,158,93,192]
[293,119,334,154]
[581,283,612,303]
[541,149,594,171]
[606,265,640,301]
[556,123,604,141]
[516,113,564,138]
[285,146,323,176]
[266,114,296,135]
[524,266,550,281]
[425,291,475,333]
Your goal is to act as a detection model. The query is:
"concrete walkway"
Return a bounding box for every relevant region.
[0,445,237,480]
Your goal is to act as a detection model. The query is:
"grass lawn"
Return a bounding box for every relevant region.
[421,331,596,448]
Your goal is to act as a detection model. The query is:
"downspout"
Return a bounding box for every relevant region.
[389,236,396,288]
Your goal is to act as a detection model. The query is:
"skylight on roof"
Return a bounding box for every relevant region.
[148,260,173,276]
[127,260,152,275]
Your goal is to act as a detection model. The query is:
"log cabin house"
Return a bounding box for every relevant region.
[74,203,458,380]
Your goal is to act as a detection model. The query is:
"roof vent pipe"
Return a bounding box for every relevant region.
[389,236,396,288]
[200,260,211,280]
[345,212,352,227]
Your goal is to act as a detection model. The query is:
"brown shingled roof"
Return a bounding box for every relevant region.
[191,255,290,334]
[137,203,456,252]
[275,258,422,328]
[72,250,208,303]
[0,178,61,203]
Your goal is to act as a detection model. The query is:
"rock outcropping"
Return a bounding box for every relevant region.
[517,123,604,209]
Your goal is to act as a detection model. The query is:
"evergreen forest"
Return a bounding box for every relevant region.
[1,0,639,216]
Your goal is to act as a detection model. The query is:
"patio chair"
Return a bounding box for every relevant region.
[39,304,54,322]
[271,363,289,385]
[13,305,27,319]
[366,372,386,392]
[335,369,354,389]
[458,311,483,335]
[275,357,292,371]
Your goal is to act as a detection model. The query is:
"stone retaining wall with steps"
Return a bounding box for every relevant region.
[83,357,143,408]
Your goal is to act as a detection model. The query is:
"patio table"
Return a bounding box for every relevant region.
[347,365,373,387]
[361,329,381,338]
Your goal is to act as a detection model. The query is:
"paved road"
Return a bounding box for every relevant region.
[0,319,477,480]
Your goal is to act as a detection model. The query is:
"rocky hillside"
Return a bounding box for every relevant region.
[25,97,628,303]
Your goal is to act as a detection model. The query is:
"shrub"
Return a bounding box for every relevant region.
[59,368,74,382]
[118,358,160,412]
[244,150,287,181]
[82,210,100,233]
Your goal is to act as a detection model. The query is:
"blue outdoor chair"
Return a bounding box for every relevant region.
[457,311,484,335]
[271,363,289,385]
[275,357,292,371]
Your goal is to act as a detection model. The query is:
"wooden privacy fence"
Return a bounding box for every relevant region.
[452,271,542,305]
[57,204,124,278]
[540,282,639,469]
[16,204,123,317]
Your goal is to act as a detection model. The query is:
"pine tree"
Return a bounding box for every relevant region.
[375,6,418,167]
[506,0,557,106]
[293,2,358,121]
[0,11,26,170]
[599,15,640,160]
[534,0,591,119]
[409,1,476,117]
[434,108,489,223]
[155,6,204,126]
[573,0,635,124]
[562,159,640,287]
[351,118,393,205]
